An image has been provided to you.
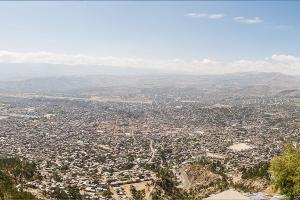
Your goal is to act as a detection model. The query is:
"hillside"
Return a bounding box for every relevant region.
[0,157,39,200]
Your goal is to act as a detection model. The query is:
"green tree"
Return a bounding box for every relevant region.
[130,185,145,200]
[53,172,63,182]
[151,168,194,200]
[0,157,38,200]
[241,161,270,180]
[52,187,69,200]
[156,168,176,195]
[151,190,161,200]
[102,188,112,199]
[68,186,83,200]
[11,191,36,200]
[0,190,4,200]
[269,144,300,200]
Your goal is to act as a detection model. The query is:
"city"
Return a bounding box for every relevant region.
[0,1,300,199]
[0,74,299,199]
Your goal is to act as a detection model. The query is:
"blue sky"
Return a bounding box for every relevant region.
[0,1,300,74]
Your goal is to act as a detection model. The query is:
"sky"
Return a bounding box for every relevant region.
[0,1,300,75]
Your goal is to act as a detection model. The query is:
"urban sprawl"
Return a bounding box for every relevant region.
[0,90,299,199]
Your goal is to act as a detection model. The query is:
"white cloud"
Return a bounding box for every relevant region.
[0,51,145,67]
[233,16,263,24]
[271,54,300,62]
[0,51,220,73]
[186,13,225,19]
[208,14,225,19]
[0,51,299,75]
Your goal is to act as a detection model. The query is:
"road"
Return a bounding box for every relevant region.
[178,167,192,189]
[148,139,156,163]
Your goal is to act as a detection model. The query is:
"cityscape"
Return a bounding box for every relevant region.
[0,1,300,200]
[0,73,300,199]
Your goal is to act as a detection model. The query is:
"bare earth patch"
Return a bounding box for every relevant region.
[121,181,153,200]
[229,143,252,151]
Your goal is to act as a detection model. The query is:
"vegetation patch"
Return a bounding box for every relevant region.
[270,144,300,200]
[0,157,38,200]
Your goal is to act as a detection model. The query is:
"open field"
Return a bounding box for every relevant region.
[229,143,253,151]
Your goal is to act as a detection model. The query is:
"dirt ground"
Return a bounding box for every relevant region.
[27,188,50,200]
[121,181,154,200]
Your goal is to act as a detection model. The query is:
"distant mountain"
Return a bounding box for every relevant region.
[0,71,299,96]
[210,72,300,87]
[0,63,163,81]
[276,89,300,97]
